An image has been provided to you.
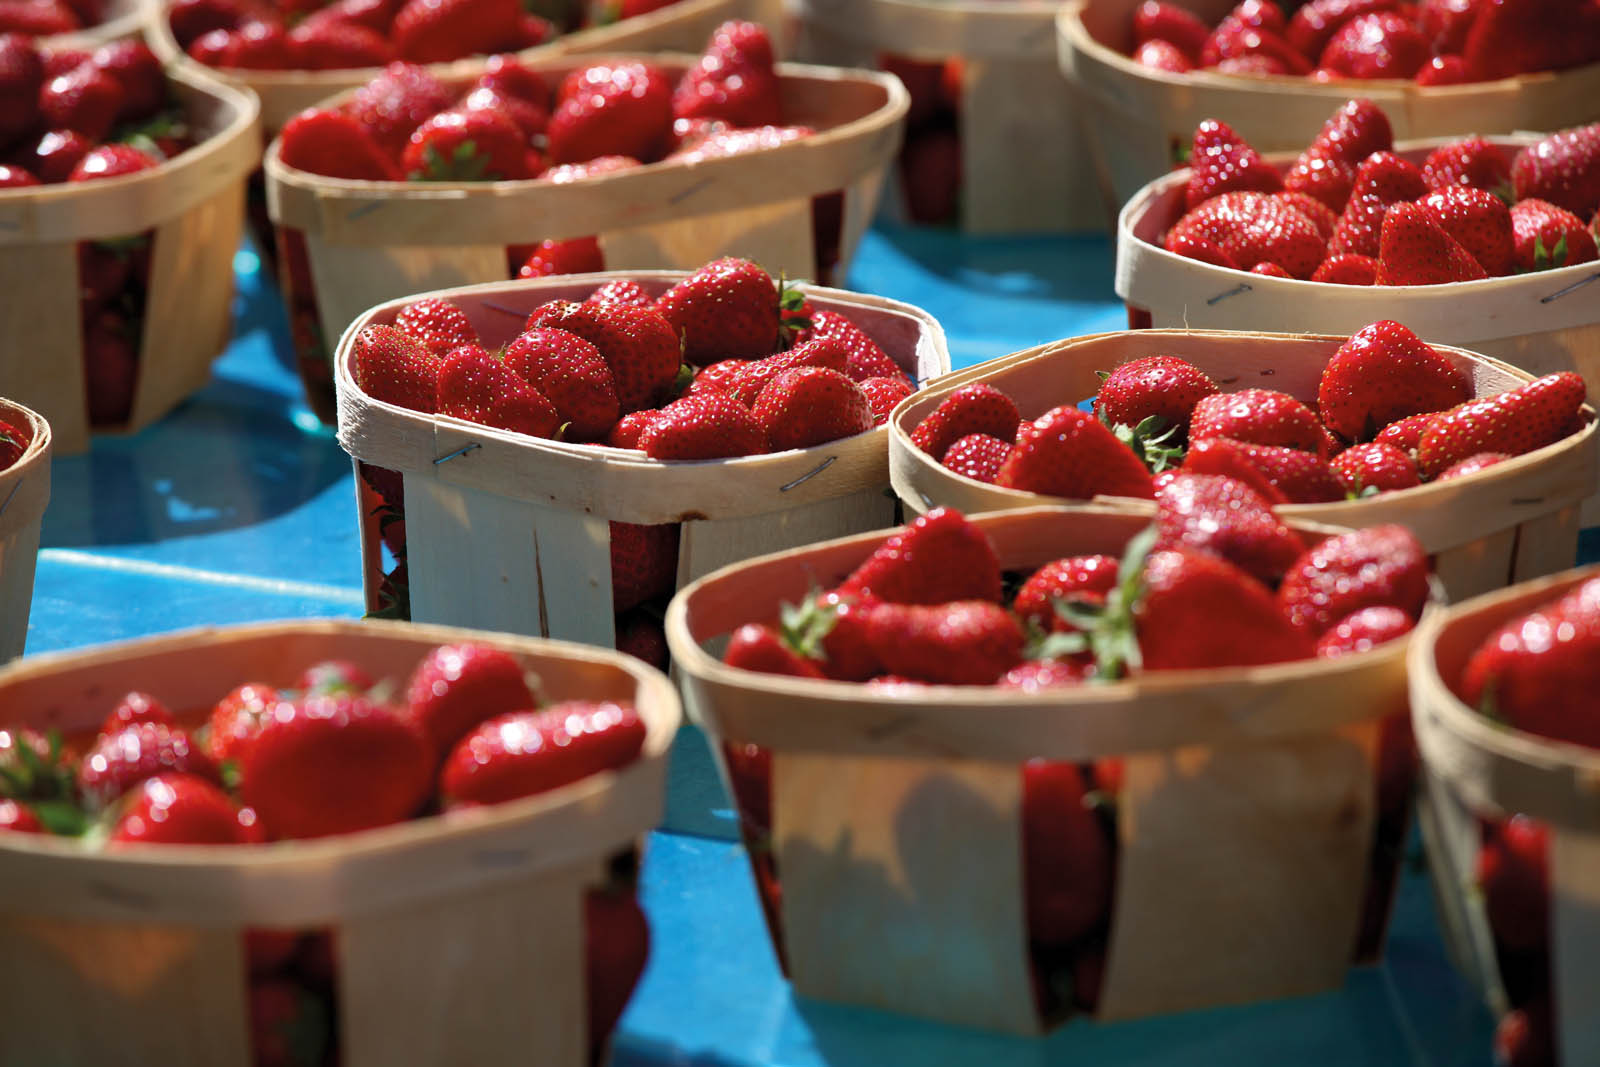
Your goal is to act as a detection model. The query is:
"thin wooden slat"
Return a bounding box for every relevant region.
[1550,830,1600,1065]
[1511,505,1582,585]
[1414,765,1505,1009]
[0,398,50,662]
[0,244,83,453]
[677,487,897,586]
[600,197,817,282]
[530,502,617,648]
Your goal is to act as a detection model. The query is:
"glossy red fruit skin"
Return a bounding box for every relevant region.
[504,326,620,442]
[109,773,251,845]
[1318,12,1429,79]
[860,375,914,424]
[393,297,478,359]
[1132,0,1210,57]
[524,300,680,415]
[1189,388,1323,453]
[1509,197,1599,271]
[1416,372,1587,478]
[1138,548,1317,670]
[1314,605,1414,656]
[1329,441,1420,494]
[752,366,874,451]
[1422,136,1512,194]
[1095,354,1218,438]
[1183,118,1283,211]
[1165,191,1326,279]
[586,886,651,1059]
[1023,761,1113,947]
[722,624,825,678]
[939,432,1011,483]
[1436,451,1509,480]
[608,520,678,613]
[996,406,1157,501]
[437,344,561,437]
[1278,524,1429,636]
[547,61,673,165]
[1317,320,1471,442]
[1013,555,1119,633]
[278,107,402,182]
[0,799,42,833]
[836,506,1004,606]
[404,643,536,759]
[99,691,176,737]
[638,391,768,460]
[440,701,647,807]
[862,600,1025,685]
[1477,815,1549,953]
[1417,186,1514,277]
[1154,471,1304,585]
[78,723,218,809]
[1511,123,1600,221]
[910,383,1020,462]
[1375,201,1491,285]
[655,257,780,366]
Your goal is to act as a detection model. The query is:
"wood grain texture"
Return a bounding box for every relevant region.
[0,398,51,662]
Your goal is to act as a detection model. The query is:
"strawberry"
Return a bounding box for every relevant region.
[1023,761,1114,946]
[1422,136,1512,195]
[287,21,392,70]
[547,62,673,166]
[940,432,1012,483]
[462,83,547,142]
[109,774,251,845]
[585,885,651,1058]
[605,409,660,449]
[1182,437,1343,502]
[0,799,42,834]
[775,587,883,682]
[1094,354,1218,439]
[1330,441,1419,495]
[1416,0,1480,53]
[673,20,781,128]
[351,323,441,412]
[0,418,29,469]
[1286,0,1400,58]
[392,297,478,358]
[1012,555,1120,633]
[1328,152,1428,259]
[205,683,280,764]
[1414,55,1470,85]
[722,623,824,677]
[898,127,962,224]
[1132,0,1210,57]
[1473,815,1550,951]
[1199,15,1308,73]
[1249,262,1291,277]
[1154,472,1304,584]
[1165,191,1326,278]
[656,258,788,365]
[525,300,680,414]
[0,165,36,188]
[539,156,641,184]
[860,375,913,424]
[1213,54,1290,74]
[1134,39,1193,71]
[1314,605,1414,657]
[836,506,1003,606]
[391,0,521,65]
[403,108,532,181]
[910,383,1020,461]
[167,0,250,52]
[752,366,873,451]
[403,643,534,758]
[299,0,400,35]
[78,722,217,809]
[1274,191,1339,240]
[66,143,159,182]
[343,61,453,158]
[1373,410,1442,453]
[1509,197,1598,272]
[1417,186,1514,276]
[278,108,401,181]
[1278,524,1429,635]
[1436,451,1509,479]
[1183,119,1282,211]
[1318,12,1429,78]
[1190,388,1322,452]
[477,52,547,103]
[863,601,1024,685]
[517,237,605,278]
[439,701,646,806]
[1164,230,1241,270]
[1229,0,1288,33]
[686,358,747,396]
[1463,0,1600,83]
[668,124,814,165]
[37,61,119,140]
[999,660,1091,690]
[1496,998,1556,1067]
[504,327,620,441]
[1311,252,1379,284]
[996,406,1157,500]
[300,659,374,696]
[794,308,901,382]
[637,391,767,459]
[1511,122,1600,220]
[195,21,294,70]
[1416,372,1587,477]
[616,612,668,672]
[0,3,77,36]
[588,279,651,308]
[1375,201,1490,285]
[437,345,559,437]
[99,691,175,737]
[1284,98,1393,211]
[1317,319,1471,440]
[90,39,164,123]
[82,308,138,426]
[609,521,678,612]
[239,693,432,839]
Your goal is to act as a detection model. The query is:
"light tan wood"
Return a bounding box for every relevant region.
[0,243,84,453]
[0,398,50,663]
[1550,829,1600,1065]
[334,271,948,645]
[1059,0,1600,211]
[888,329,1599,602]
[667,505,1425,1028]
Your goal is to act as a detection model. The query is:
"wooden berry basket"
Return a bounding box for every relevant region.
[1409,566,1600,1065]
[42,0,152,50]
[267,54,906,392]
[666,504,1424,1033]
[889,330,1598,603]
[789,0,1102,232]
[0,65,260,456]
[334,270,949,648]
[0,617,679,1067]
[1058,0,1600,214]
[149,0,785,134]
[0,398,51,664]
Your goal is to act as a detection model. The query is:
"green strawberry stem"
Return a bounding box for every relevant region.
[777,274,810,347]
[1047,524,1159,682]
[778,588,839,662]
[1109,414,1185,474]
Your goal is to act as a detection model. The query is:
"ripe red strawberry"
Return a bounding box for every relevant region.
[1278,524,1429,635]
[859,375,913,424]
[999,659,1091,689]
[393,298,478,358]
[775,588,883,682]
[99,691,176,737]
[1330,440,1418,495]
[1286,0,1400,57]
[637,391,766,459]
[547,62,673,166]
[1023,761,1113,946]
[836,506,1003,606]
[1495,998,1556,1067]
[539,155,641,184]
[1511,122,1600,220]
[403,107,532,181]
[352,323,441,412]
[240,693,433,839]
[1463,0,1600,83]
[1314,605,1414,657]
[1283,98,1393,211]
[437,344,560,437]
[1214,54,1292,73]
[666,123,813,165]
[525,300,680,414]
[605,409,660,449]
[1416,0,1479,53]
[1199,14,1308,73]
[1414,55,1470,85]
[863,601,1024,685]
[38,60,120,141]
[1134,38,1193,71]
[1464,578,1600,749]
[686,358,747,397]
[1165,230,1241,270]
[1248,262,1291,277]
[391,0,521,64]
[656,258,787,365]
[517,237,605,278]
[1375,201,1490,285]
[1509,197,1598,272]
[109,774,251,845]
[1311,252,1379,284]
[996,406,1157,500]
[588,279,652,307]
[1274,191,1338,240]
[248,980,333,1067]
[66,143,159,182]
[1318,12,1429,78]
[1184,119,1282,211]
[898,126,961,224]
[299,659,373,696]
[278,108,401,181]
[752,366,873,451]
[0,2,78,35]
[940,432,1011,483]
[585,885,652,1057]
[504,327,620,441]
[1436,451,1509,480]
[1329,152,1428,259]
[1477,815,1551,954]
[1154,472,1304,584]
[343,61,452,158]
[476,51,547,102]
[1133,0,1210,57]
[1373,410,1441,453]
[722,623,825,677]
[192,21,293,69]
[1095,354,1218,438]
[0,418,29,469]
[1422,137,1512,195]
[1013,555,1120,633]
[1182,436,1343,502]
[910,383,1020,461]
[1416,372,1587,477]
[1190,388,1322,452]
[403,643,534,758]
[287,20,392,69]
[205,683,280,764]
[90,39,164,123]
[1318,319,1471,440]
[673,20,781,128]
[0,799,41,834]
[79,723,218,809]
[440,702,646,807]
[1417,186,1514,276]
[1135,546,1316,670]
[609,521,677,612]
[1165,191,1326,278]
[794,308,901,383]
[0,35,42,147]
[0,165,36,188]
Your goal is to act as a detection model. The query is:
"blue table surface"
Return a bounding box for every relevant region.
[24,224,1501,1066]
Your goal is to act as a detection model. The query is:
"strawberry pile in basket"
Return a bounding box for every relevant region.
[1125,0,1600,85]
[1159,99,1599,283]
[277,20,802,183]
[0,0,121,36]
[909,319,1588,504]
[0,643,650,1064]
[0,417,30,471]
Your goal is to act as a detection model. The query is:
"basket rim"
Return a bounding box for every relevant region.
[0,396,52,472]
